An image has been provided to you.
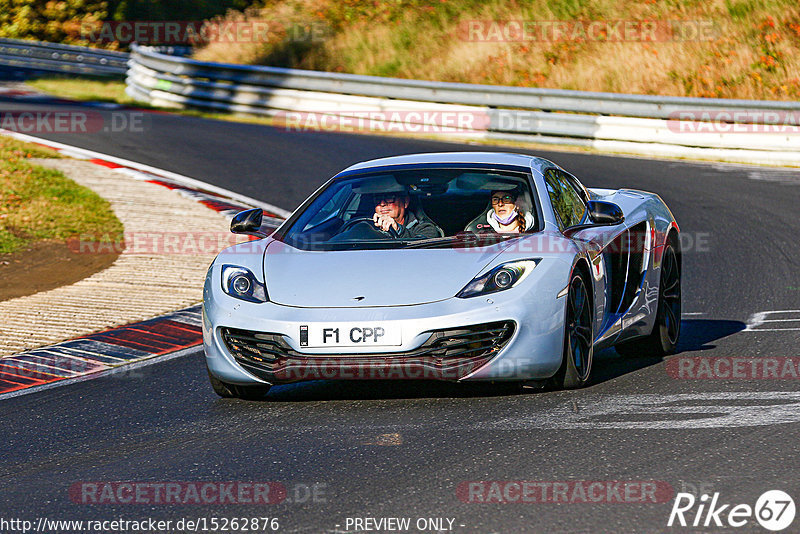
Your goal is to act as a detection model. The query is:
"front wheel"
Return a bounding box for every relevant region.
[552,271,594,389]
[207,364,271,400]
[615,243,681,358]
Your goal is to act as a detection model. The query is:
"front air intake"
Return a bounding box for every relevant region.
[221,321,515,383]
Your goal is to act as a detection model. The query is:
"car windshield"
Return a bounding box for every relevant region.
[277,167,538,251]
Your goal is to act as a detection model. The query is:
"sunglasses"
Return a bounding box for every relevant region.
[491,194,516,205]
[374,193,400,204]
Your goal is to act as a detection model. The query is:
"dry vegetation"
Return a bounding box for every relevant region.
[193,0,800,100]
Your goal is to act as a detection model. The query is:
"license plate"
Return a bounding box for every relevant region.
[300,323,401,348]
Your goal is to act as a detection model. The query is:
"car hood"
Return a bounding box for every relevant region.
[263,240,508,307]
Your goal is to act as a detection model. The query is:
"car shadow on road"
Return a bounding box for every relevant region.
[254,319,746,402]
[590,319,746,386]
[263,377,526,402]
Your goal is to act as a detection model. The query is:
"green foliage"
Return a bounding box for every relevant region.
[373,58,403,77]
[0,0,257,45]
[0,0,109,43]
[726,0,756,20]
[546,0,589,20]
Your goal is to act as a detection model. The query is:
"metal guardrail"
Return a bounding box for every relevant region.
[126,45,800,164]
[128,45,800,121]
[0,40,757,164]
[0,38,129,76]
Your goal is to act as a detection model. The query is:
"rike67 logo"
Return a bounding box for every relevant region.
[668,490,795,531]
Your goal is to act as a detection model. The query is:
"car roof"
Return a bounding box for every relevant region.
[341,152,557,173]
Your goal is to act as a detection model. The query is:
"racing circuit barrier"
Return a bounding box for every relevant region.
[117,44,800,164]
[0,38,129,77]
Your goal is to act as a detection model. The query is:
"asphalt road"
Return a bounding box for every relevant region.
[1,94,799,533]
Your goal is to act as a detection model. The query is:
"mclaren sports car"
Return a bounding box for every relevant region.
[202,152,681,399]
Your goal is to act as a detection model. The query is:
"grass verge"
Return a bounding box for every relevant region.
[0,136,124,254]
[27,76,138,106]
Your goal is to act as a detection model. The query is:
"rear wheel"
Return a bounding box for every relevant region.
[615,243,681,358]
[552,271,594,389]
[207,364,271,400]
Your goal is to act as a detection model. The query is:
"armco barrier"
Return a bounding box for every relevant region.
[125,45,800,165]
[0,39,191,77]
[0,38,129,76]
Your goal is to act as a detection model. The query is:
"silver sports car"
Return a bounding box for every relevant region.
[203,152,680,399]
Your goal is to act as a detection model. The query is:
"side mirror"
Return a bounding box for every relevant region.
[564,201,624,236]
[230,208,268,238]
[587,201,624,225]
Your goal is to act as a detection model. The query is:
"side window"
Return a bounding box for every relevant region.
[543,169,587,229]
[557,170,588,225]
[559,171,589,204]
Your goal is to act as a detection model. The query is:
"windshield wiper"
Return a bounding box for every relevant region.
[402,233,516,249]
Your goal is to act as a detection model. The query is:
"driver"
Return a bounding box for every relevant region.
[372,191,442,238]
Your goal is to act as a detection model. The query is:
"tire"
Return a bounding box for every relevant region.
[615,243,681,358]
[207,364,271,400]
[552,270,594,389]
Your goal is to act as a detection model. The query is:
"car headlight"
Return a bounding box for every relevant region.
[457,259,540,298]
[221,265,268,303]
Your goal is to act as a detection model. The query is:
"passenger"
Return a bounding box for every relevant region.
[372,192,442,238]
[466,188,535,233]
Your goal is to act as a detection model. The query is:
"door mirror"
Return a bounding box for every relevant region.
[230,208,268,238]
[587,201,624,225]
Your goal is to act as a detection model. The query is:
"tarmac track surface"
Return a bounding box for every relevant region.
[1,95,799,533]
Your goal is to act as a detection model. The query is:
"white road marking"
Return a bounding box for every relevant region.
[745,310,800,332]
[483,392,800,430]
[746,169,800,184]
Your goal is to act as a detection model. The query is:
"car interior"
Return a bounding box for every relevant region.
[282,168,539,248]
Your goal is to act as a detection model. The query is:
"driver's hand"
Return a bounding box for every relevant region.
[373,213,398,232]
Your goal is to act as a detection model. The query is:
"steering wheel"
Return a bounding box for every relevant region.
[338,216,399,238]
